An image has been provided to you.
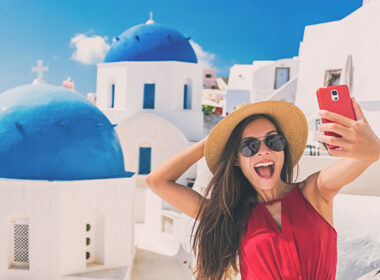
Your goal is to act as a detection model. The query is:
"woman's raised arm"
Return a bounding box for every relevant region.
[145,136,208,220]
[316,98,380,202]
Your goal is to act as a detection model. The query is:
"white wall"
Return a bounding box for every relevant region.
[96,66,127,110]
[0,180,60,280]
[297,155,380,196]
[295,1,380,119]
[227,65,254,90]
[266,76,298,104]
[0,177,136,280]
[251,58,299,102]
[224,90,250,115]
[59,178,136,276]
[115,112,194,222]
[224,64,255,115]
[224,58,299,114]
[96,61,204,141]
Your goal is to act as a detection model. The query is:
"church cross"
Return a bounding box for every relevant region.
[32,60,49,82]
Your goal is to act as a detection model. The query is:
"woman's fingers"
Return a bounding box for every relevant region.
[319,110,356,128]
[317,102,380,162]
[318,122,352,139]
[319,134,349,148]
[352,97,368,124]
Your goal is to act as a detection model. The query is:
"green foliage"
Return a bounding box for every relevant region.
[202,104,223,116]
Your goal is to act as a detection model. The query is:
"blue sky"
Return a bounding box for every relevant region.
[0,0,362,96]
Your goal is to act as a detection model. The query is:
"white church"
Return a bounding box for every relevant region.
[0,83,137,280]
[0,14,205,280]
[93,15,205,277]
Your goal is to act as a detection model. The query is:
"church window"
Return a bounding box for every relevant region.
[138,147,151,175]
[274,67,290,89]
[183,85,191,109]
[110,84,115,108]
[205,73,212,78]
[85,211,105,266]
[183,79,192,110]
[85,222,93,264]
[143,83,155,109]
[10,219,29,269]
[324,69,342,87]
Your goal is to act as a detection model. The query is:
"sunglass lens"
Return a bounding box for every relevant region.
[240,138,260,157]
[266,134,286,151]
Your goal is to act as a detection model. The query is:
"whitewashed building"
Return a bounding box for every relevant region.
[225,57,299,115]
[93,17,204,271]
[0,84,136,280]
[295,0,380,146]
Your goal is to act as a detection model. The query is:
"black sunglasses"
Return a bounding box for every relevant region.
[239,133,286,157]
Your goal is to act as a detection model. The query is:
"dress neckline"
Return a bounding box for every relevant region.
[256,183,299,206]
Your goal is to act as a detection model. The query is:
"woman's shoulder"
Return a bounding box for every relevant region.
[291,174,319,207]
[295,172,335,227]
[295,171,320,194]
[296,179,307,191]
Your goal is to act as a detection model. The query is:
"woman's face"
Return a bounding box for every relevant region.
[235,117,285,190]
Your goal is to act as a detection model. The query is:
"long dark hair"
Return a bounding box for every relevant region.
[191,114,300,279]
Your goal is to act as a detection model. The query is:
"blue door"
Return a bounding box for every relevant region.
[139,147,151,174]
[143,84,155,109]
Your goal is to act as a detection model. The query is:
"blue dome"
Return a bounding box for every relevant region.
[0,84,132,180]
[104,23,198,63]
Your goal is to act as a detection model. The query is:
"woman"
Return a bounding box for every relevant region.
[145,99,380,280]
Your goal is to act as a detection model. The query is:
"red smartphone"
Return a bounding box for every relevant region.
[316,85,357,150]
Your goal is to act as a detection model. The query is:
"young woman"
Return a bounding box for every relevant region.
[145,100,380,280]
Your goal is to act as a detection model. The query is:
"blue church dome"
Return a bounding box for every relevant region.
[104,23,198,63]
[0,84,132,180]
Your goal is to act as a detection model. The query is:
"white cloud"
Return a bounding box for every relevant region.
[70,34,110,65]
[190,40,216,70]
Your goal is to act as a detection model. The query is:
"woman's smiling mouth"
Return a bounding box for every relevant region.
[254,160,275,179]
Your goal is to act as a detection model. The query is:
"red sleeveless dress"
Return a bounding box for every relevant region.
[239,183,337,280]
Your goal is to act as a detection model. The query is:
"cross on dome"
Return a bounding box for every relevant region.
[32,60,49,85]
[146,11,155,25]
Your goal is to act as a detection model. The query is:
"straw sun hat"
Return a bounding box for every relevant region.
[204,101,308,175]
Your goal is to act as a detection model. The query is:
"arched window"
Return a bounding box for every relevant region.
[183,79,192,110]
[143,83,155,109]
[138,141,152,174]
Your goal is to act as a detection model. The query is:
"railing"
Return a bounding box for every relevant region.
[304,144,332,157]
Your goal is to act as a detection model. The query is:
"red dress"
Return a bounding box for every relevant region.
[239,183,337,280]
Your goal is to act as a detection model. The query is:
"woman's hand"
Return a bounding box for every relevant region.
[318,97,380,162]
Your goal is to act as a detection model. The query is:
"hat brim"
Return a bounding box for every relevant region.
[204,101,308,175]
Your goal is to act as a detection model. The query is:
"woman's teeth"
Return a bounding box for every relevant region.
[254,162,275,178]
